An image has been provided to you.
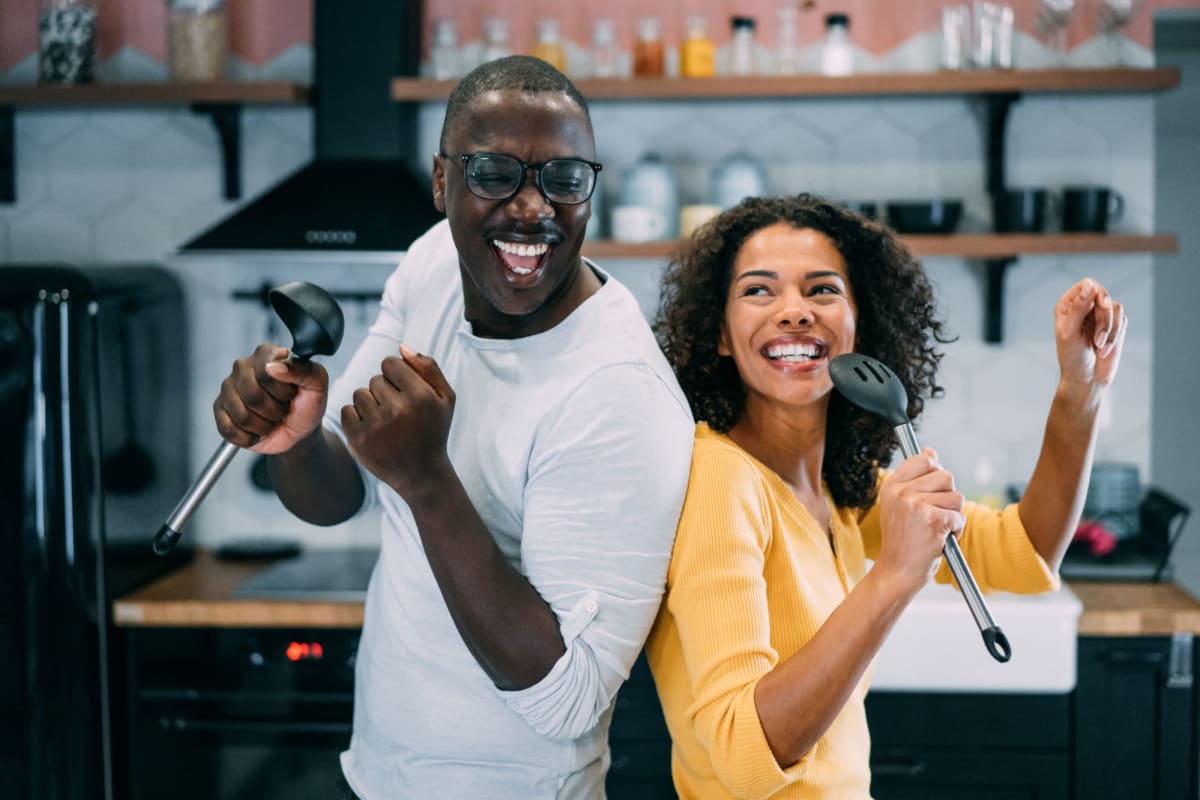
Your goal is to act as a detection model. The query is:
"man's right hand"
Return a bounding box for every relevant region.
[213,343,330,454]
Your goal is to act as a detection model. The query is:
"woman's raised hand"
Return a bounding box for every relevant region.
[1055,277,1127,392]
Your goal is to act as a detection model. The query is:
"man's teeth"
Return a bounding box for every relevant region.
[766,343,822,362]
[494,240,550,258]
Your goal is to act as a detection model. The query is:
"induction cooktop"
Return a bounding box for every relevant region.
[232,548,379,601]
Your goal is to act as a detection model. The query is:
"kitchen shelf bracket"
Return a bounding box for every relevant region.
[192,102,241,200]
[1,105,14,203]
[983,257,1016,344]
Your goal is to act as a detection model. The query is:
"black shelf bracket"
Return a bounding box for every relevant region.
[192,102,241,200]
[983,257,1017,344]
[979,91,1021,343]
[1,105,14,203]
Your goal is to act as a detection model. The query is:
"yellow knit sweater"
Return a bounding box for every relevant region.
[645,424,1058,800]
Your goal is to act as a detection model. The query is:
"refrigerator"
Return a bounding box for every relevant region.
[0,265,193,800]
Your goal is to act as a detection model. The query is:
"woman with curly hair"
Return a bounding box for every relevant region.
[644,194,1126,799]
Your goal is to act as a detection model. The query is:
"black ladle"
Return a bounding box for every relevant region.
[829,353,1012,663]
[153,281,345,555]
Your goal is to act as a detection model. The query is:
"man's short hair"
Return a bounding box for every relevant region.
[439,55,594,152]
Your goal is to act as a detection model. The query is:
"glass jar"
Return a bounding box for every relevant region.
[590,17,619,78]
[712,152,766,210]
[819,13,854,76]
[38,0,97,85]
[776,4,801,74]
[680,15,715,78]
[429,18,460,80]
[167,0,228,82]
[532,17,566,73]
[729,16,757,76]
[633,17,664,78]
[482,17,512,64]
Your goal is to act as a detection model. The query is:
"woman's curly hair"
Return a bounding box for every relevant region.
[653,194,954,510]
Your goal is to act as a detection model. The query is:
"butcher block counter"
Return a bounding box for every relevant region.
[112,550,1200,635]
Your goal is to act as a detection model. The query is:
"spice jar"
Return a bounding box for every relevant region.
[633,17,664,78]
[532,17,566,73]
[680,15,715,78]
[168,0,228,82]
[39,0,97,85]
[590,17,619,78]
[729,16,757,76]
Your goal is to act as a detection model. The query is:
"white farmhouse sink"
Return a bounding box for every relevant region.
[871,579,1082,694]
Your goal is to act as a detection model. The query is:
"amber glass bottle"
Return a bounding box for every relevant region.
[633,16,664,77]
[680,15,714,77]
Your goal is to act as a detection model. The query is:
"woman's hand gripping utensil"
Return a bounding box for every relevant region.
[153,281,345,555]
[829,353,1012,663]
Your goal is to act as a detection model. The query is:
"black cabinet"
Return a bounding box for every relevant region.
[866,692,1072,800]
[1073,634,1198,800]
[607,652,676,799]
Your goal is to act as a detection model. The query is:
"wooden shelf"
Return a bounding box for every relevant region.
[0,81,310,105]
[392,67,1180,102]
[0,81,311,202]
[583,234,1178,261]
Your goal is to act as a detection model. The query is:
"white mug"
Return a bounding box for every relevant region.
[611,205,669,243]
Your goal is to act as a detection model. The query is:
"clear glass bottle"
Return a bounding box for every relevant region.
[38,0,97,84]
[531,17,566,73]
[680,15,715,78]
[729,16,757,76]
[429,18,460,80]
[633,17,664,78]
[482,16,512,64]
[819,13,854,76]
[590,17,619,78]
[776,4,801,74]
[167,0,227,82]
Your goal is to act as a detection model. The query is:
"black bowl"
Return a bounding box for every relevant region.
[885,199,963,234]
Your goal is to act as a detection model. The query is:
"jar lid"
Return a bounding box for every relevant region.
[731,16,756,30]
[826,13,850,28]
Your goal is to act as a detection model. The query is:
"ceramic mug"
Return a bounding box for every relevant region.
[611,205,669,243]
[992,187,1049,233]
[1062,186,1124,232]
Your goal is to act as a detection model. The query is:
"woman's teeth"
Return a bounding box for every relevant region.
[766,343,822,362]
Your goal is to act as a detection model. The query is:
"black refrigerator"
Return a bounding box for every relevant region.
[0,265,193,800]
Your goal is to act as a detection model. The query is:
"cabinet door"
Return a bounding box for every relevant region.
[1074,635,1198,800]
[871,750,1070,800]
[607,652,675,799]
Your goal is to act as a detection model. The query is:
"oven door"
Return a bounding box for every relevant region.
[125,628,358,800]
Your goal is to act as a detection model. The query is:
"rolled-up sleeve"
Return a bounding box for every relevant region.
[499,364,694,740]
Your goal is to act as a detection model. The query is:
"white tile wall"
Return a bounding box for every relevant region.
[0,55,1159,548]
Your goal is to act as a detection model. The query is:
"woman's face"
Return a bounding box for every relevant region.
[718,223,858,414]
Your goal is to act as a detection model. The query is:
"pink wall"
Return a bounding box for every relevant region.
[0,0,311,73]
[1,0,1197,77]
[423,0,1199,59]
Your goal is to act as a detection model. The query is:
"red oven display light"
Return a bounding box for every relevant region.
[286,641,325,661]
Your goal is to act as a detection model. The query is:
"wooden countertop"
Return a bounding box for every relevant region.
[1071,581,1200,636]
[114,551,1200,635]
[112,550,364,628]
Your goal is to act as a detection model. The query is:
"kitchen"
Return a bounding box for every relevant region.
[1,0,1199,798]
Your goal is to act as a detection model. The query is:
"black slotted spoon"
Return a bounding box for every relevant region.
[153,281,345,556]
[830,353,1012,663]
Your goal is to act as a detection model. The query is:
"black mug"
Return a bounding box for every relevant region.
[1062,186,1124,233]
[992,188,1049,233]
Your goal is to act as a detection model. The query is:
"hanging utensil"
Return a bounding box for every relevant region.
[830,352,1012,663]
[153,281,345,556]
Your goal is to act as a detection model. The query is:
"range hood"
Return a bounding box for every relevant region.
[181,0,443,254]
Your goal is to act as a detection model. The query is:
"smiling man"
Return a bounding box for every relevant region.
[210,56,694,799]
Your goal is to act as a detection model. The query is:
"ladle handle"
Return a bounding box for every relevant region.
[153,440,240,555]
[895,423,1012,664]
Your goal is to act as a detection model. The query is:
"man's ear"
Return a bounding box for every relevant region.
[432,154,447,213]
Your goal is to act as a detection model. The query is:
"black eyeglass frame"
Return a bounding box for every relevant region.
[439,152,604,205]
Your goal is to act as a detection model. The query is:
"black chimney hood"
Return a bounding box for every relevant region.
[181,0,443,253]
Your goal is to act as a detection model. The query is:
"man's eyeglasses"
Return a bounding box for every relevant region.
[440,152,603,205]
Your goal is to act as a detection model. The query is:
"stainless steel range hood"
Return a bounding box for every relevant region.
[181,0,444,254]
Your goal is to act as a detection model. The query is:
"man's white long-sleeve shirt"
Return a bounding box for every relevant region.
[328,220,694,799]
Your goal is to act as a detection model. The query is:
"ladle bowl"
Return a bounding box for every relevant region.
[153,281,346,555]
